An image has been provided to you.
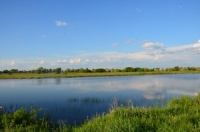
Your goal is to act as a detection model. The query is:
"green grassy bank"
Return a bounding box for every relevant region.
[1,70,200,79]
[1,95,200,131]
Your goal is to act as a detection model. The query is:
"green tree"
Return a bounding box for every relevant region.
[54,68,62,74]
[123,67,134,72]
[10,69,18,73]
[48,68,52,73]
[78,68,85,73]
[174,66,180,71]
[64,68,71,74]
[85,68,92,73]
[36,67,43,74]
[115,69,122,72]
[143,68,149,72]
[135,67,144,72]
[189,67,197,71]
[2,70,9,73]
[95,68,106,73]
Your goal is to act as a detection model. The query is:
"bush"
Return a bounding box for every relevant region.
[0,107,52,131]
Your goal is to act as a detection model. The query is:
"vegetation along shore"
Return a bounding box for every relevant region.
[1,94,200,131]
[0,66,200,79]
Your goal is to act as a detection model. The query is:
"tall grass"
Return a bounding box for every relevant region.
[75,94,200,132]
[1,95,200,131]
[0,106,54,132]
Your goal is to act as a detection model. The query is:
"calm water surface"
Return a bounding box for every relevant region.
[0,74,200,124]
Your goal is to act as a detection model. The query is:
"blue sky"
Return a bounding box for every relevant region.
[0,0,200,70]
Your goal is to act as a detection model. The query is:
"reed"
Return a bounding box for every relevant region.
[74,94,200,132]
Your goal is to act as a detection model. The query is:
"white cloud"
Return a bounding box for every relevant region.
[152,55,159,61]
[10,61,15,66]
[112,42,119,47]
[114,52,152,61]
[63,59,67,62]
[143,42,164,50]
[55,20,68,26]
[1,40,200,70]
[51,59,68,66]
[39,60,44,64]
[166,39,200,54]
[85,59,90,62]
[0,62,3,66]
[69,58,81,64]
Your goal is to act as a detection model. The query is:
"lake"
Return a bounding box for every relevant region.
[0,74,200,124]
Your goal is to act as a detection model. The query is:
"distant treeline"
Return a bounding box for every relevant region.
[0,66,200,74]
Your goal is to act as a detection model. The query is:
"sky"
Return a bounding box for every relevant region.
[0,0,200,70]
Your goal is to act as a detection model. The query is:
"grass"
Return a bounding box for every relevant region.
[74,95,200,132]
[1,95,200,131]
[0,106,55,132]
[1,70,200,79]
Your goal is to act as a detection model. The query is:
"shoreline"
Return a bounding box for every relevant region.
[0,71,200,79]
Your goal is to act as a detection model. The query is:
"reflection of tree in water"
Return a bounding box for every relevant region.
[55,78,61,85]
[36,79,44,85]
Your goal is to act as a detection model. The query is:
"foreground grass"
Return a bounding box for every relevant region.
[75,95,200,132]
[1,70,200,79]
[1,95,200,131]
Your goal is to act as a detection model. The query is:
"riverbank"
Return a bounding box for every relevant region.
[1,71,200,79]
[1,95,200,131]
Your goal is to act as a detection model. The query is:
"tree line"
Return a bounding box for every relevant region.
[0,66,199,74]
